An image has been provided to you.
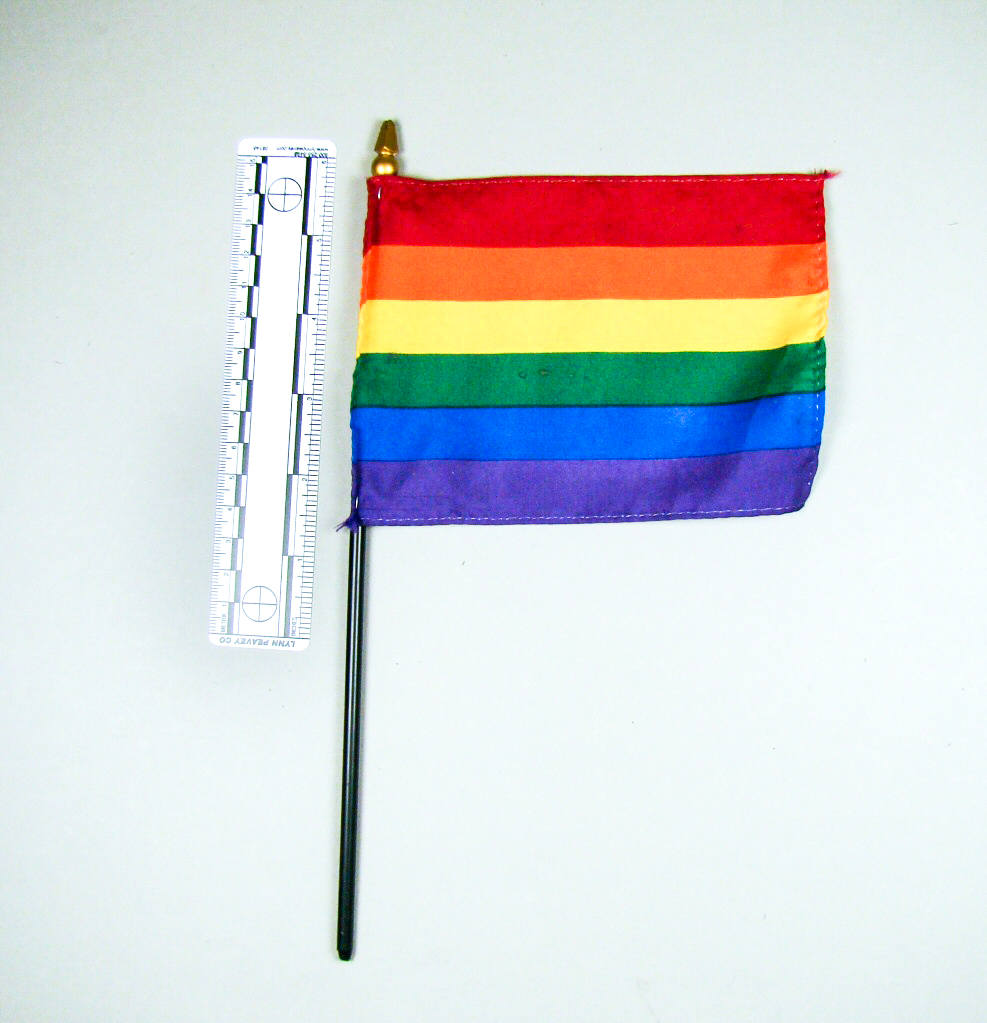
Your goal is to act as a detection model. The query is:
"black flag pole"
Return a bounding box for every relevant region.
[336,121,399,962]
[337,522,366,961]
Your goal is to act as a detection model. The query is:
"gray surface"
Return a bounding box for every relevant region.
[2,2,986,1020]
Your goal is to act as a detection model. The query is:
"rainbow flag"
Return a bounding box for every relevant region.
[350,173,830,525]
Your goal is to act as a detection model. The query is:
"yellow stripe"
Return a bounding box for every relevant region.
[357,294,829,355]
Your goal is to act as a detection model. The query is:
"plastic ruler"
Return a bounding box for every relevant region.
[209,138,335,649]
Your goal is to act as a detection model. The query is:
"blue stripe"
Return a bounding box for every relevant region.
[351,393,824,461]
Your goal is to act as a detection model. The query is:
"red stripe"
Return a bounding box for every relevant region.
[364,174,829,251]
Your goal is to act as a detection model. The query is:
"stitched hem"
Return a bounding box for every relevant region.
[372,173,834,186]
[359,502,810,526]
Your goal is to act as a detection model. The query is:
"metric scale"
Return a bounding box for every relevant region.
[209,139,335,649]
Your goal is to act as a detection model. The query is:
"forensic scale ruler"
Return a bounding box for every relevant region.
[209,138,336,650]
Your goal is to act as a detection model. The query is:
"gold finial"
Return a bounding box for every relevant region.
[372,120,400,176]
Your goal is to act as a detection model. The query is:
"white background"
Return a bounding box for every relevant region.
[2,2,986,1020]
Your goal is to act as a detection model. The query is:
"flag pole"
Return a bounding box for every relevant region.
[337,121,399,961]
[337,522,365,961]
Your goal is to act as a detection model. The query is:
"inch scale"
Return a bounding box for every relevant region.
[210,138,336,649]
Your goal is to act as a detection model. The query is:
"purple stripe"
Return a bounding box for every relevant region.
[352,448,820,525]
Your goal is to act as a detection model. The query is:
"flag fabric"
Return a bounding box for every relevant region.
[350,173,830,526]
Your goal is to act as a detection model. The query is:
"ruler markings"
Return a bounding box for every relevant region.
[210,139,335,650]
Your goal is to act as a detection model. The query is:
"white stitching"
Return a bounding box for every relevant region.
[379,175,829,187]
[361,504,805,524]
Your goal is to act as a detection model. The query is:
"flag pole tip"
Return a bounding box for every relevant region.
[372,120,400,176]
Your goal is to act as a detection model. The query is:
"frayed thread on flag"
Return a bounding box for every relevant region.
[337,497,362,532]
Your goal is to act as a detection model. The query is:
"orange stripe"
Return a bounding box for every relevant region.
[361,243,827,303]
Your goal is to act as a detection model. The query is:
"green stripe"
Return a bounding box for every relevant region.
[352,341,825,408]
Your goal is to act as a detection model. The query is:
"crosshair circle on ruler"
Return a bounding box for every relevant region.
[266,177,302,212]
[241,586,279,622]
